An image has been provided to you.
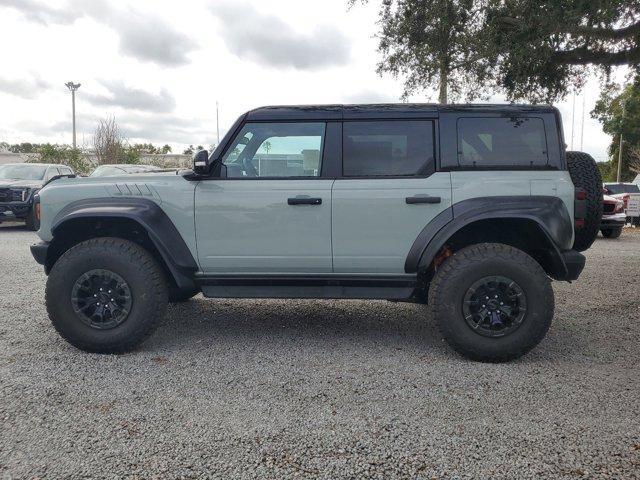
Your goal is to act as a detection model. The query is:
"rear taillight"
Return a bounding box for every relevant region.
[574,188,587,228]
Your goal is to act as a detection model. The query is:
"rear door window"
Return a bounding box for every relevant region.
[343,121,435,177]
[457,117,548,167]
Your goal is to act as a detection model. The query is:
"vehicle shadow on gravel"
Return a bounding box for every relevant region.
[148,298,454,357]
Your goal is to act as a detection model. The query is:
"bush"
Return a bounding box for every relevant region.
[30,144,92,176]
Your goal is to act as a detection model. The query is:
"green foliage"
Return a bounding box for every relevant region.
[484,0,640,102]
[354,0,640,103]
[28,144,92,176]
[352,0,491,103]
[592,79,640,181]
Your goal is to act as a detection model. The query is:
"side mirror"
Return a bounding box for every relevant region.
[192,149,210,174]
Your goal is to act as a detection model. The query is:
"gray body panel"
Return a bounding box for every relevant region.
[194,179,334,273]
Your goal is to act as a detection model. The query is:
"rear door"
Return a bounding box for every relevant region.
[194,121,334,273]
[331,120,452,274]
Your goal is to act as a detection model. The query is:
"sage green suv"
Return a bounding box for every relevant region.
[30,104,603,361]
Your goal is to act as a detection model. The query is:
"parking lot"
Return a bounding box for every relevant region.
[0,223,638,479]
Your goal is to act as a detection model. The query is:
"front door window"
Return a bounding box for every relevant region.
[222,122,325,178]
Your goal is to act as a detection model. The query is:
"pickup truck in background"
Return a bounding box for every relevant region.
[603,182,640,226]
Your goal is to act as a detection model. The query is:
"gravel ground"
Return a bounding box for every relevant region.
[0,222,639,479]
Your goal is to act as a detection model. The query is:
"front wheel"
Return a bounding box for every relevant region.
[46,237,169,353]
[428,243,554,362]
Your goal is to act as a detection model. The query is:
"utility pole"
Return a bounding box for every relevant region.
[65,82,81,150]
[617,101,626,182]
[580,94,586,151]
[570,92,576,150]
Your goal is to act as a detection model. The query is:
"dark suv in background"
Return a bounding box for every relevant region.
[0,163,74,230]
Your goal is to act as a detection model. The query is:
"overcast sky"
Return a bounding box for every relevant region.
[0,0,627,160]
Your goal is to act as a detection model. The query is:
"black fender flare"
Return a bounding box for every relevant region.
[405,196,574,277]
[50,197,198,291]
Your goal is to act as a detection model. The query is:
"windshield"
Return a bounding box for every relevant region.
[605,183,640,194]
[90,166,127,177]
[0,164,48,180]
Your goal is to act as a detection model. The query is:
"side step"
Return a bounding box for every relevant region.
[195,274,417,300]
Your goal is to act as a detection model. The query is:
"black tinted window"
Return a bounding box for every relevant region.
[343,121,435,177]
[605,184,640,194]
[457,117,548,167]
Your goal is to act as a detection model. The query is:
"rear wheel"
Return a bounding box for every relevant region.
[601,227,622,239]
[428,243,554,362]
[46,237,168,353]
[566,151,603,252]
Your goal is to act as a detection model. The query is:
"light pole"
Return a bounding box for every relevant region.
[65,82,81,150]
[617,100,626,183]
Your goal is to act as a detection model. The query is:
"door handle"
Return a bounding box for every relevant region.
[405,195,441,204]
[287,196,322,205]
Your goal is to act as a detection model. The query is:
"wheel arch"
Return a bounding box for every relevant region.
[406,196,575,281]
[45,198,198,294]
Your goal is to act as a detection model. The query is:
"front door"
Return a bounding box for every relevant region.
[332,120,452,274]
[195,121,333,273]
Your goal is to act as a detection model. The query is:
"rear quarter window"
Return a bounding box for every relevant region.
[457,117,549,167]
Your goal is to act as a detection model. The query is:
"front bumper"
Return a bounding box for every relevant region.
[0,202,31,220]
[31,241,49,266]
[600,212,626,228]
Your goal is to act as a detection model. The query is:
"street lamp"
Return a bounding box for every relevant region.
[65,82,81,150]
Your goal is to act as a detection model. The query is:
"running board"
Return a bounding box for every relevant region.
[195,274,417,300]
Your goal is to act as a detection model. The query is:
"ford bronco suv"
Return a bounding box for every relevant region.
[0,163,75,230]
[30,104,603,361]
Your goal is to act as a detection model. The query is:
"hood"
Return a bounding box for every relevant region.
[603,194,618,203]
[0,178,45,189]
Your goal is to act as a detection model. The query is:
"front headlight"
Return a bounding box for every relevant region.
[615,201,624,214]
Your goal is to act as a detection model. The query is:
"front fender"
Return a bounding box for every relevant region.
[51,197,198,289]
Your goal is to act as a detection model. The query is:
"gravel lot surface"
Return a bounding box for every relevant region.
[1,222,639,479]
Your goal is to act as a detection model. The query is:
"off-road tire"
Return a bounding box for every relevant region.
[566,151,603,252]
[601,227,622,239]
[46,237,168,353]
[428,243,554,362]
[24,207,39,231]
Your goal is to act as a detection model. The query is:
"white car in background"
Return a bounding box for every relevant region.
[603,182,640,225]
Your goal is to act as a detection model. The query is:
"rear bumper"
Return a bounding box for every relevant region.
[601,212,626,228]
[30,241,49,266]
[558,250,585,281]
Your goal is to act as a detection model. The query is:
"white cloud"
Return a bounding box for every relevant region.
[210,1,351,70]
[0,0,621,159]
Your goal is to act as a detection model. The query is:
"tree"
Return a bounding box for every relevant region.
[356,0,639,103]
[183,145,195,155]
[591,79,640,181]
[351,0,490,103]
[160,144,172,154]
[94,117,129,165]
[262,140,272,155]
[29,144,92,175]
[484,0,640,102]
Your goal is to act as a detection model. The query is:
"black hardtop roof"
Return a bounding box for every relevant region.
[245,103,559,121]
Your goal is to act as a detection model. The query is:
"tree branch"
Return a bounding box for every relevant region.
[496,16,640,40]
[552,46,640,66]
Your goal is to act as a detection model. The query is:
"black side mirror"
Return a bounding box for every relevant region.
[192,150,210,174]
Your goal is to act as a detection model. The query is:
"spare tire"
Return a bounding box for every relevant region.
[566,151,603,252]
